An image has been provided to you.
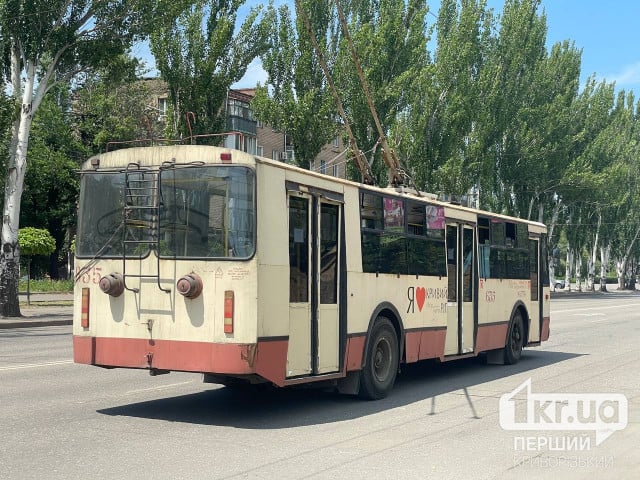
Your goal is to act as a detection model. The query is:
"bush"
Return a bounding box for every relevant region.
[19,278,73,293]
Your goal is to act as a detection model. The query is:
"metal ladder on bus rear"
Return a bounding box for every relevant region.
[122,163,170,293]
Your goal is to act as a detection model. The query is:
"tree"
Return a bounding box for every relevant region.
[0,1,176,317]
[400,0,489,195]
[252,0,339,169]
[335,0,430,184]
[149,0,270,141]
[73,58,160,154]
[20,90,82,279]
[18,227,56,304]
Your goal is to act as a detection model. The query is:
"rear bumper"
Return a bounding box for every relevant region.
[73,336,256,375]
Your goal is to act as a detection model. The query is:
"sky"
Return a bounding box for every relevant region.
[134,1,640,95]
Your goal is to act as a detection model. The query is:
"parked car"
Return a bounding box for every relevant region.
[552,278,565,289]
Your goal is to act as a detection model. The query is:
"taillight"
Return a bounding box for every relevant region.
[224,290,234,333]
[81,288,90,328]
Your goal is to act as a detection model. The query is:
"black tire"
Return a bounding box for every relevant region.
[359,317,399,400]
[504,311,525,365]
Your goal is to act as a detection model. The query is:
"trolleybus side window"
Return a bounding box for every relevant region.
[541,234,550,286]
[530,239,539,301]
[479,216,530,280]
[360,192,383,273]
[407,202,446,277]
[361,192,407,275]
[289,196,309,303]
[360,191,446,277]
[320,203,339,304]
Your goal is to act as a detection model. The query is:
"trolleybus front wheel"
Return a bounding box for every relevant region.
[359,317,399,400]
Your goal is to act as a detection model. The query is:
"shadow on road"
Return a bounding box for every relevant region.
[98,349,581,429]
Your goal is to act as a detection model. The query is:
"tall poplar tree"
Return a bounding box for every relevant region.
[251,0,339,169]
[149,0,270,140]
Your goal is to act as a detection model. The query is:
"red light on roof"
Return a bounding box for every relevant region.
[220,153,232,163]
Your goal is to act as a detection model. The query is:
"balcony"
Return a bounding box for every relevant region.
[227,116,257,136]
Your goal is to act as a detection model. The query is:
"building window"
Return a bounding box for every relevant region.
[332,136,340,148]
[333,164,339,177]
[273,150,279,161]
[246,137,257,155]
[320,160,326,174]
[257,120,263,128]
[157,97,168,120]
[228,98,254,120]
[257,145,264,157]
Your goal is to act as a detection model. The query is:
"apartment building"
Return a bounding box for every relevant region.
[227,88,347,179]
[147,81,347,179]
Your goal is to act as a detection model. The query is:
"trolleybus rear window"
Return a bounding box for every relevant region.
[159,166,255,259]
[75,166,255,259]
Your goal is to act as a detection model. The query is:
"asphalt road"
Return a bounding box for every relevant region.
[0,295,638,479]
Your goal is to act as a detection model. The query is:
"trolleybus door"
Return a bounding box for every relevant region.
[287,193,342,377]
[444,223,477,355]
[461,225,476,353]
[316,201,341,374]
[528,238,541,341]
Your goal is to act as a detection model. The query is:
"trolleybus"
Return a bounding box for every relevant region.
[73,144,550,399]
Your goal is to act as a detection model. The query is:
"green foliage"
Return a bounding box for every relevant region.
[19,278,73,293]
[73,65,159,153]
[18,227,56,256]
[18,89,81,278]
[252,1,339,169]
[149,0,270,140]
[336,0,431,184]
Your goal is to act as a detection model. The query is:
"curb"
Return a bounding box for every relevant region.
[0,317,72,329]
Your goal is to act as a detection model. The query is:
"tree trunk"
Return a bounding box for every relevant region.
[0,242,21,317]
[575,251,582,292]
[565,247,572,292]
[616,258,626,290]
[0,59,37,317]
[587,214,601,292]
[600,245,609,292]
[616,225,640,290]
[587,251,595,291]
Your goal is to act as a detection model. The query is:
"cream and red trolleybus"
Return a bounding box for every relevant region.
[73,145,550,399]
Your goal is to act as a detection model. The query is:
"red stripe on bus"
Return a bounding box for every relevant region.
[541,316,550,341]
[405,331,421,362]
[404,329,448,362]
[418,329,447,360]
[475,322,510,353]
[73,336,256,374]
[254,338,288,387]
[345,335,366,371]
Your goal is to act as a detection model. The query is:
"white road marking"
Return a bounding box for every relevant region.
[0,359,73,371]
[125,381,194,395]
[553,303,640,313]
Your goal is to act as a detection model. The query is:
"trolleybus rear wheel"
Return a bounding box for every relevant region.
[504,311,524,365]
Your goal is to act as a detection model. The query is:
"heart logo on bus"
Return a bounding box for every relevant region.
[416,287,426,312]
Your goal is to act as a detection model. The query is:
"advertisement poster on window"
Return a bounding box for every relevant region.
[383,198,404,232]
[426,205,445,230]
